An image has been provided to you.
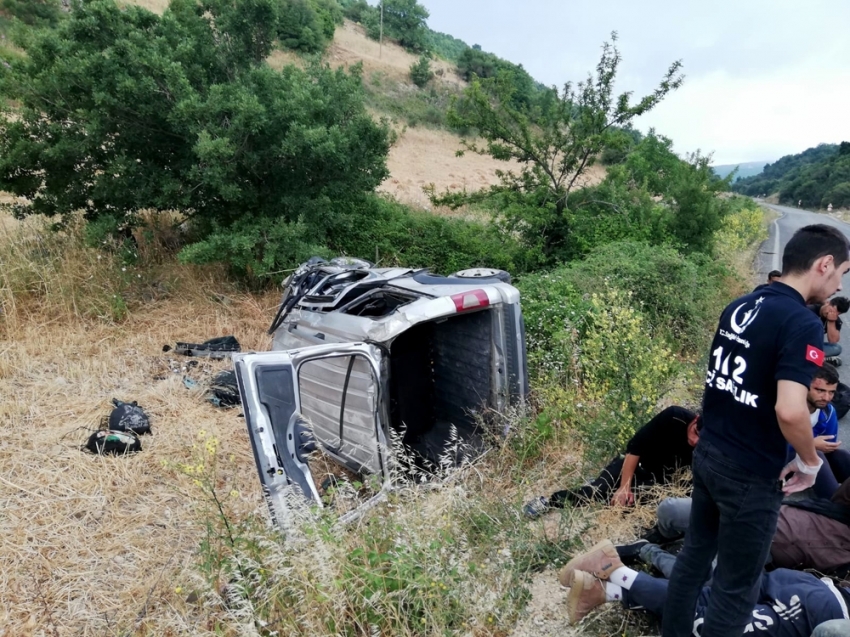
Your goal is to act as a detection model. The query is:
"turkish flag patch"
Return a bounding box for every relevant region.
[807,345,825,367]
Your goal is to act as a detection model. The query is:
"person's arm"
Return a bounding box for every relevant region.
[825,319,841,343]
[777,380,822,492]
[815,405,841,453]
[612,453,639,506]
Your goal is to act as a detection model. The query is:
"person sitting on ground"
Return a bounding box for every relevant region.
[523,406,700,518]
[808,296,850,364]
[635,474,850,578]
[560,538,850,630]
[753,269,782,292]
[800,362,850,499]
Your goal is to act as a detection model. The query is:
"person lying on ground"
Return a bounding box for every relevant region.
[809,296,850,363]
[812,620,850,637]
[754,269,782,292]
[523,406,700,518]
[560,539,850,631]
[641,476,850,576]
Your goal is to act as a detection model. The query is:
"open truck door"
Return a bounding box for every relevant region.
[233,343,387,529]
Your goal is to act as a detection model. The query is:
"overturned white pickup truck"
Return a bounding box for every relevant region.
[233,257,529,527]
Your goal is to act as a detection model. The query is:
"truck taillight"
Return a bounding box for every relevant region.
[451,289,490,312]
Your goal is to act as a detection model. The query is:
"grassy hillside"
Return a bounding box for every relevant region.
[732,142,850,208]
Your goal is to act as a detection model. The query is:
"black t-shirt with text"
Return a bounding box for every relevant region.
[701,282,825,478]
[625,406,698,480]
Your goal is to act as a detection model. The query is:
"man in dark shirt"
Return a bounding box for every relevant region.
[808,296,850,362]
[663,224,850,637]
[753,269,782,292]
[523,406,699,517]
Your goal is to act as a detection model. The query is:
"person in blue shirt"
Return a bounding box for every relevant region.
[663,224,850,637]
[804,362,850,498]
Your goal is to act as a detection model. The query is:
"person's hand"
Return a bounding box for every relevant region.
[780,454,823,494]
[814,435,841,453]
[611,487,635,507]
[826,306,840,321]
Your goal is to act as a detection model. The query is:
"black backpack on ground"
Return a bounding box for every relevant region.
[85,430,142,455]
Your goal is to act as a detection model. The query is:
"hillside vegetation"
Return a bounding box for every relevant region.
[712,160,768,182]
[733,142,850,208]
[0,2,770,635]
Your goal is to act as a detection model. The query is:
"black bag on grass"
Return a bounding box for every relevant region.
[209,370,241,408]
[108,399,152,435]
[85,430,142,455]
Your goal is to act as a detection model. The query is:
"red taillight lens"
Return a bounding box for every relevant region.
[451,289,490,312]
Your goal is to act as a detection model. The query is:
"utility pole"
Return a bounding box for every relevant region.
[379,0,384,58]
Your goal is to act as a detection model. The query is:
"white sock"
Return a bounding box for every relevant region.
[604,581,624,602]
[609,566,638,590]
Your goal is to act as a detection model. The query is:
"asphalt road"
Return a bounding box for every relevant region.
[755,202,850,441]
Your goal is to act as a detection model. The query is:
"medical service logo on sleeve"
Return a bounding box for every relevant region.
[806,345,825,367]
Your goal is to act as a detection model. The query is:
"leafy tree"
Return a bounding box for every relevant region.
[433,33,684,260]
[456,47,499,80]
[0,0,391,277]
[428,30,467,62]
[599,125,643,165]
[409,54,432,88]
[0,0,63,28]
[622,132,731,253]
[309,0,343,40]
[339,0,368,21]
[277,0,324,51]
[363,0,429,52]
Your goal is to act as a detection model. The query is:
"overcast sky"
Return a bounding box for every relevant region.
[421,0,850,165]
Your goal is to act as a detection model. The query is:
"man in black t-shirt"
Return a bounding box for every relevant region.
[663,225,850,637]
[523,406,700,518]
[808,296,850,362]
[753,270,781,293]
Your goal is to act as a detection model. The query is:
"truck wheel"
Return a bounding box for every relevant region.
[451,268,511,283]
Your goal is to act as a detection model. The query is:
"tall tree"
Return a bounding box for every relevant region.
[434,33,684,257]
[0,0,390,247]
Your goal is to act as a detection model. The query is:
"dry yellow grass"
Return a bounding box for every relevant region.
[119,0,168,12]
[0,212,277,635]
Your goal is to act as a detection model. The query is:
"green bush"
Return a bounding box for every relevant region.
[180,195,534,281]
[364,72,461,129]
[339,0,372,22]
[326,196,533,275]
[517,240,733,363]
[0,0,62,28]
[277,0,325,52]
[409,54,433,88]
[428,30,468,62]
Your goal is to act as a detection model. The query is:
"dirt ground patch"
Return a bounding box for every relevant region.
[379,126,607,211]
[328,20,464,88]
[0,214,276,635]
[379,126,516,210]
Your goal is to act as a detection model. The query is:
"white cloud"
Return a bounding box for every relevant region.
[420,0,850,165]
[639,62,850,164]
